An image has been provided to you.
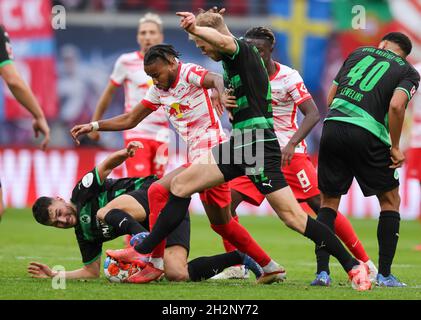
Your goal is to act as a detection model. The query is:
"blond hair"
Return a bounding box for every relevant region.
[196,11,226,30]
[139,13,163,32]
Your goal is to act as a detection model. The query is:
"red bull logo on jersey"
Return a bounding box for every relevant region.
[168,103,190,119]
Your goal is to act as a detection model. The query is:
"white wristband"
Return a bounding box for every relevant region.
[90,121,99,131]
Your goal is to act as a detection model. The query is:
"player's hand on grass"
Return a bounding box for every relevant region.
[32,117,50,151]
[281,142,295,167]
[126,141,143,157]
[176,12,197,33]
[88,131,100,142]
[390,147,405,169]
[70,123,94,145]
[28,262,56,278]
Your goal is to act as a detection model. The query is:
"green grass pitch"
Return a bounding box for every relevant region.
[1,209,421,300]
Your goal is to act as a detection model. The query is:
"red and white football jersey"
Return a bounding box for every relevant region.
[409,63,421,148]
[271,61,313,153]
[110,51,169,142]
[142,62,227,162]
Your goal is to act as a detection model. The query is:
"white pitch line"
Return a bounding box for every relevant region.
[13,256,79,261]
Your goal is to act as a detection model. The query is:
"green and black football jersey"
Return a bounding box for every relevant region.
[71,167,157,265]
[326,46,420,146]
[221,38,276,142]
[0,25,13,67]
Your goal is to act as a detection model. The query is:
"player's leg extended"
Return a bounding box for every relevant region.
[307,193,375,284]
[313,193,371,265]
[135,150,225,255]
[146,166,188,260]
[221,189,244,253]
[222,177,266,254]
[265,187,370,290]
[376,187,406,286]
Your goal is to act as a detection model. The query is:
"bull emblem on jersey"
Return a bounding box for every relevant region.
[169,103,190,119]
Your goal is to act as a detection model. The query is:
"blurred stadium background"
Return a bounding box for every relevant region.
[0,0,420,219]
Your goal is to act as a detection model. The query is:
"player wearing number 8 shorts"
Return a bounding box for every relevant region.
[213,27,377,285]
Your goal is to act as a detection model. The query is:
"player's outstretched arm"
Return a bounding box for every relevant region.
[89,82,119,141]
[0,63,50,150]
[282,99,320,167]
[176,12,237,55]
[27,259,100,280]
[388,90,408,168]
[70,102,153,145]
[96,141,143,182]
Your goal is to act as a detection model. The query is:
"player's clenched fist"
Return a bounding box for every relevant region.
[126,141,143,157]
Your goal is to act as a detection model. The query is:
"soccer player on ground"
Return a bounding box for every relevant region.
[318,32,420,287]
[28,142,262,282]
[212,26,377,286]
[0,25,50,221]
[72,9,373,290]
[89,13,169,179]
[71,43,284,284]
[406,62,421,251]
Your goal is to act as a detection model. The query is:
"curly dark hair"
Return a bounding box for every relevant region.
[144,44,180,65]
[244,26,276,46]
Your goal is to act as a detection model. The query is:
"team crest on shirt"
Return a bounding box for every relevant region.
[82,172,94,188]
[168,103,190,118]
[80,214,91,224]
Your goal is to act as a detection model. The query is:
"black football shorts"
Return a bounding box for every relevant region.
[318,121,399,197]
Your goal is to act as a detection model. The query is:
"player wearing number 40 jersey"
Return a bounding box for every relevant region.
[319,32,420,287]
[213,27,377,286]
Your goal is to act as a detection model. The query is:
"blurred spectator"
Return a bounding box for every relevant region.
[53,0,89,10]
[118,0,169,12]
[53,0,266,15]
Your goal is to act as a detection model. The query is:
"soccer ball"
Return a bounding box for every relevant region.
[103,256,140,283]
